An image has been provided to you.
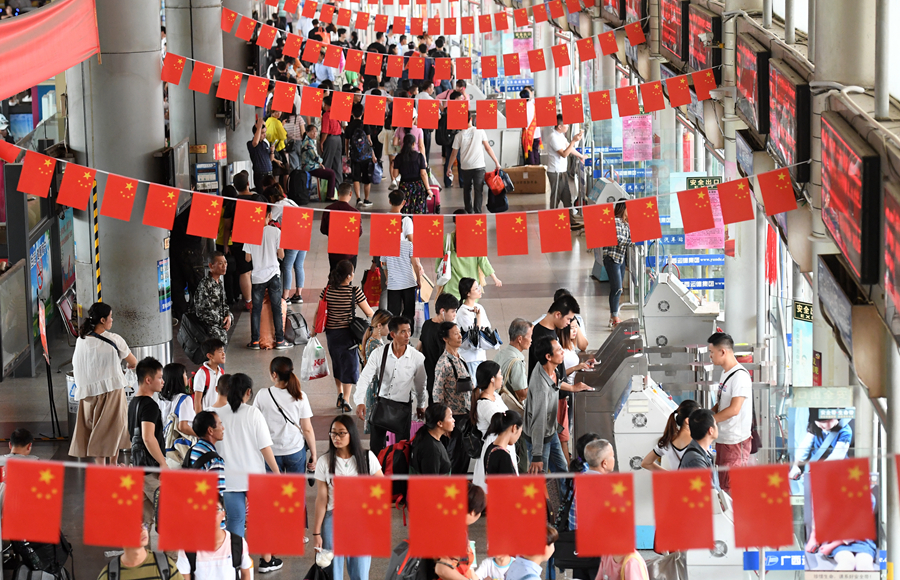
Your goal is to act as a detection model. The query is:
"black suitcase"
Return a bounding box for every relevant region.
[177,312,210,365]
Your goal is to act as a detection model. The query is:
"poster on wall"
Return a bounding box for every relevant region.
[29,230,53,339]
[622,115,652,162]
[792,300,813,387]
[58,207,75,293]
[157,258,172,313]
[685,189,725,249]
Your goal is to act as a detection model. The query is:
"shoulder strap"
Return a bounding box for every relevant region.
[175,394,190,416]
[89,331,120,356]
[268,388,298,427]
[190,449,221,470]
[153,552,171,580]
[810,430,841,462]
[202,366,212,395]
[108,556,120,580]
[619,554,648,580]
[230,532,244,574]
[375,344,391,400]
[133,398,146,438]
[186,552,197,575]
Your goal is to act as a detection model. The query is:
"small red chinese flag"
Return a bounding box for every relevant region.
[189,62,216,94]
[364,96,388,127]
[302,39,322,64]
[692,68,717,101]
[57,163,96,210]
[574,472,635,556]
[560,94,584,124]
[257,24,278,49]
[478,14,492,32]
[83,466,144,548]
[486,476,546,555]
[566,0,582,11]
[301,0,317,18]
[482,55,498,78]
[374,14,389,32]
[18,150,56,198]
[447,100,468,131]
[300,86,325,117]
[527,48,547,72]
[281,206,314,251]
[495,213,528,256]
[677,187,715,234]
[548,0,565,18]
[157,470,218,552]
[625,197,662,242]
[235,16,257,41]
[756,168,797,216]
[364,53,383,77]
[324,45,342,68]
[101,174,139,221]
[506,98,527,129]
[272,82,297,113]
[328,211,361,255]
[0,140,19,163]
[616,85,640,117]
[333,477,393,557]
[320,3,336,23]
[338,8,352,25]
[624,21,646,45]
[247,474,306,555]
[538,209,572,253]
[221,8,238,32]
[503,53,521,76]
[535,96,557,127]
[576,36,596,62]
[392,16,407,32]
[370,214,403,257]
[653,469,714,552]
[598,31,618,55]
[283,34,302,59]
[386,55,404,78]
[408,477,469,558]
[456,57,472,80]
[187,193,224,239]
[582,203,618,248]
[811,458,875,543]
[232,199,268,245]
[444,17,457,34]
[455,215,488,258]
[411,17,425,35]
[434,58,452,81]
[354,12,370,30]
[640,81,666,113]
[730,464,794,549]
[532,2,548,21]
[408,56,425,80]
[284,0,299,11]
[345,50,364,73]
[216,69,243,101]
[717,178,755,224]
[418,100,440,130]
[1,460,64,543]
[244,75,269,108]
[665,75,692,107]
[143,183,180,230]
[513,7,529,27]
[161,52,187,84]
[476,100,498,130]
[551,44,571,68]
[494,11,508,31]
[460,16,474,34]
[588,90,612,121]
[428,16,441,35]
[413,216,444,258]
[331,91,354,122]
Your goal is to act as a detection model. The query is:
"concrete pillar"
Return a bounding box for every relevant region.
[65,0,173,361]
[224,0,255,167]
[886,336,900,570]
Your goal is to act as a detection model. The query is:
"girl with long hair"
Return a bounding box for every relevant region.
[391,133,431,214]
[470,360,506,434]
[483,410,523,476]
[159,363,196,439]
[410,402,455,475]
[313,416,384,580]
[455,277,501,377]
[640,399,700,471]
[359,309,393,434]
[602,202,632,327]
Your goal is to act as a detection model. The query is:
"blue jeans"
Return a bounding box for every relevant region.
[524,433,568,475]
[282,249,307,291]
[322,510,371,580]
[603,256,627,317]
[251,274,284,343]
[267,448,307,473]
[224,491,247,536]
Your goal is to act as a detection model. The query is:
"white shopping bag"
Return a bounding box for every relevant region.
[300,337,330,381]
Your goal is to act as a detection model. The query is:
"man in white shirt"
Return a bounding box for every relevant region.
[546,114,585,214]
[416,82,436,161]
[450,111,501,214]
[243,205,290,351]
[708,332,753,493]
[354,316,427,456]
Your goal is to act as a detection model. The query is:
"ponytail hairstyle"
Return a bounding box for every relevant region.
[485,409,523,437]
[657,399,700,449]
[79,302,112,338]
[470,360,501,426]
[227,373,253,412]
[415,402,451,443]
[327,259,355,289]
[569,432,601,472]
[360,309,393,365]
[270,356,302,400]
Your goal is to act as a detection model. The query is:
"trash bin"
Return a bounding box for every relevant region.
[66,372,78,438]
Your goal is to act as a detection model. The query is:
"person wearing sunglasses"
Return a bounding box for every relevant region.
[175,495,253,580]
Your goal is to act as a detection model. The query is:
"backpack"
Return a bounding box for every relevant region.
[182,445,223,470]
[349,125,373,162]
[11,534,72,576]
[377,440,411,507]
[185,532,244,580]
[163,394,197,468]
[384,540,429,580]
[435,113,449,146]
[108,552,171,580]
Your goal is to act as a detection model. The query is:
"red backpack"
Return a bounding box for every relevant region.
[378,440,411,515]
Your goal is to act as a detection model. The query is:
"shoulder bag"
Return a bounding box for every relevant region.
[552,485,601,571]
[499,359,525,412]
[268,388,303,432]
[449,356,473,393]
[435,236,452,287]
[314,287,329,334]
[369,346,411,434]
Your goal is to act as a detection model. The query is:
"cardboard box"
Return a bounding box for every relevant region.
[504,165,550,195]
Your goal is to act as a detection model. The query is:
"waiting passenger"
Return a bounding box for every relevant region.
[410,402,454,475]
[678,408,720,490]
[192,251,233,345]
[640,400,700,472]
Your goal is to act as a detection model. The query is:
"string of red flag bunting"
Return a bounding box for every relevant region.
[0,140,805,258]
[0,456,879,556]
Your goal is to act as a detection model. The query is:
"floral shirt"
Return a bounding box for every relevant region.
[432,351,472,415]
[299,135,323,172]
[192,274,229,343]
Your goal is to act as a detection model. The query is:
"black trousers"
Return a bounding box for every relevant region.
[387,286,417,333]
[422,129,432,164]
[327,254,358,274]
[368,405,412,458]
[445,414,472,475]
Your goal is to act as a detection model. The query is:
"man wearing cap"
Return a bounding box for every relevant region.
[0,115,13,145]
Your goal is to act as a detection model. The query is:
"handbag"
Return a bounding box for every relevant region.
[552,487,601,571]
[499,168,514,193]
[499,361,525,412]
[130,398,158,468]
[369,345,412,434]
[350,315,369,345]
[450,356,472,393]
[372,161,383,184]
[435,235,452,286]
[458,414,483,459]
[314,287,329,334]
[486,169,505,195]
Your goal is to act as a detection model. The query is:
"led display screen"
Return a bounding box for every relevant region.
[735,32,769,135]
[885,182,900,341]
[625,0,642,23]
[688,5,721,82]
[602,0,624,20]
[768,58,811,182]
[660,0,687,61]
[821,112,881,284]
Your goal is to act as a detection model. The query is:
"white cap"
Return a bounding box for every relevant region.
[0,115,8,131]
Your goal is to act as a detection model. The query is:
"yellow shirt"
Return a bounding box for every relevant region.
[265,117,287,152]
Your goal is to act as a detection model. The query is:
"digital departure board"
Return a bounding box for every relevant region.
[735,32,769,135]
[660,0,687,61]
[625,0,643,23]
[821,111,881,284]
[602,0,624,20]
[768,58,811,182]
[885,182,900,334]
[688,5,721,83]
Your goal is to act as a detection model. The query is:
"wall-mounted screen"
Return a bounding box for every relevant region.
[688,4,721,83]
[768,58,811,182]
[625,0,642,23]
[660,0,687,62]
[601,0,624,20]
[736,32,769,135]
[885,182,900,343]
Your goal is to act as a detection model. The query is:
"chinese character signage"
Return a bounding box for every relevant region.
[735,33,769,134]
[660,0,687,60]
[688,5,720,80]
[685,177,721,189]
[769,58,811,182]
[792,300,813,386]
[794,300,813,322]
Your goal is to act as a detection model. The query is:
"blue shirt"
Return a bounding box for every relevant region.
[188,439,226,494]
[505,558,543,580]
[247,139,272,173]
[567,463,590,530]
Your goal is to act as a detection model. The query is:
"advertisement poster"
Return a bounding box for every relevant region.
[685,189,725,249]
[29,230,53,339]
[157,258,172,313]
[58,207,76,293]
[667,172,707,229]
[792,300,813,387]
[622,115,652,162]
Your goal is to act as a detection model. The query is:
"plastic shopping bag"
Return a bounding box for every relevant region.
[413,289,429,338]
[300,337,330,381]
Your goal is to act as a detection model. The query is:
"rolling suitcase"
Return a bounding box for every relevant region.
[426,185,441,214]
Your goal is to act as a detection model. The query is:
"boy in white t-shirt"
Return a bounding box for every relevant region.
[476,555,515,580]
[193,338,226,413]
[176,494,254,580]
[708,332,753,493]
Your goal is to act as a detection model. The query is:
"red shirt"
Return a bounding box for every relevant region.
[321,111,342,135]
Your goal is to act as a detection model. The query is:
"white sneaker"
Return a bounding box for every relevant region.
[389,178,399,190]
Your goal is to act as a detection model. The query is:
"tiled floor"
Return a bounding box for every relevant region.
[0,149,631,580]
